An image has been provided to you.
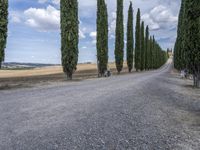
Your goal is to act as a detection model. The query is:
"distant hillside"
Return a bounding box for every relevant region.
[2,62,60,69]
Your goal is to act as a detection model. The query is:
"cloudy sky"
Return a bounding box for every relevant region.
[6,0,181,64]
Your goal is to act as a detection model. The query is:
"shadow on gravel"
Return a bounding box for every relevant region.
[0,84,32,90]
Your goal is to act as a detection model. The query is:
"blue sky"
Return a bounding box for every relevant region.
[5,0,181,64]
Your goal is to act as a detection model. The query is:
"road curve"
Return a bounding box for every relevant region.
[0,59,199,150]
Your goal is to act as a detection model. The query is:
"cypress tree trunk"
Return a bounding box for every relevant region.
[194,70,200,88]
[135,8,141,71]
[126,2,133,73]
[60,0,79,80]
[97,0,108,77]
[145,26,149,70]
[0,0,8,69]
[140,21,145,71]
[115,0,124,74]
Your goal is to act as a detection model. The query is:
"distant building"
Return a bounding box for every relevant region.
[167,49,173,57]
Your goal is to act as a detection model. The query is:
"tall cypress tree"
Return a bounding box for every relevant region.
[145,26,149,70]
[152,36,155,69]
[135,8,141,71]
[115,0,124,73]
[60,0,79,80]
[140,21,145,71]
[126,2,133,73]
[155,41,159,69]
[184,0,200,87]
[179,0,186,70]
[97,0,108,76]
[174,0,186,70]
[149,36,153,69]
[154,41,160,69]
[174,40,178,69]
[0,0,8,69]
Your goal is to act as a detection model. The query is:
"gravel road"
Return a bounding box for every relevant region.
[0,60,199,150]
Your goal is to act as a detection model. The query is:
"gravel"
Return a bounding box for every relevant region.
[0,60,199,150]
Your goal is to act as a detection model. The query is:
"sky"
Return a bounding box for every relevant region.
[5,0,181,64]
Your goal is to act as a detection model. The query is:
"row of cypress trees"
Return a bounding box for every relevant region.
[0,0,8,69]
[0,0,168,80]
[114,1,168,74]
[135,8,168,72]
[60,0,167,78]
[174,0,200,87]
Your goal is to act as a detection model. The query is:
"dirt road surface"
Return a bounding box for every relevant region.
[0,59,199,149]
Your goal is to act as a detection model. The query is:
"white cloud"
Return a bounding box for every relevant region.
[142,5,178,31]
[142,14,160,30]
[81,46,87,49]
[89,31,97,45]
[24,4,87,40]
[24,5,60,31]
[79,29,86,39]
[150,5,178,22]
[109,12,116,35]
[89,31,96,38]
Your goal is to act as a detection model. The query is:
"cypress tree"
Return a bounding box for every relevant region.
[135,8,141,71]
[154,42,160,69]
[97,0,108,76]
[115,0,124,73]
[180,0,186,70]
[60,0,79,80]
[0,0,8,69]
[149,36,153,69]
[174,0,186,70]
[126,2,133,73]
[174,40,178,69]
[152,36,155,69]
[140,21,145,71]
[145,26,149,70]
[184,0,200,87]
[156,42,160,69]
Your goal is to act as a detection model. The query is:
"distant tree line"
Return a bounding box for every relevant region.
[0,0,168,80]
[174,0,200,88]
[0,0,8,69]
